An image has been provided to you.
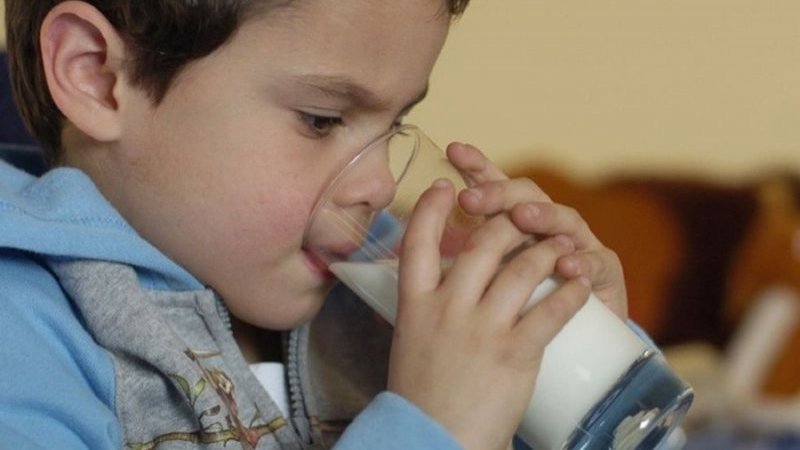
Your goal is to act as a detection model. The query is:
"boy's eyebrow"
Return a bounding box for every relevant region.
[292,74,428,112]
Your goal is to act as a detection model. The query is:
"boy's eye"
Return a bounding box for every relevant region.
[298,112,344,137]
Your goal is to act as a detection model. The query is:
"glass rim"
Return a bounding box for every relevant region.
[304,123,424,237]
[346,123,422,187]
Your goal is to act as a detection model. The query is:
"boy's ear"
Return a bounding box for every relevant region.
[40,1,129,142]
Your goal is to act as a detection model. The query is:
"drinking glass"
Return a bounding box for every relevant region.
[303,124,694,450]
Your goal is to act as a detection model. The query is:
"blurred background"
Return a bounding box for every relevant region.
[410,4,800,448]
[408,1,800,182]
[3,1,800,448]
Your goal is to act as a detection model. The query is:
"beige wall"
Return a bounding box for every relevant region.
[3,1,799,181]
[0,0,5,49]
[407,1,800,182]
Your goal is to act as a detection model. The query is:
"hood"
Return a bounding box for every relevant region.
[0,161,202,291]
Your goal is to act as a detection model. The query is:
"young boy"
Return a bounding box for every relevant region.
[0,1,629,449]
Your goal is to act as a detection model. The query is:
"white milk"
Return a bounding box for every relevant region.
[329,260,649,449]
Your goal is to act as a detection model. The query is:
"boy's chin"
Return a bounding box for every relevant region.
[251,287,334,330]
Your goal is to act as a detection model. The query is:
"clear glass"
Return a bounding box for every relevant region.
[303,124,693,449]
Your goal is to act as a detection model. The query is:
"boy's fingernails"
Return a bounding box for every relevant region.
[523,203,541,218]
[465,187,482,201]
[432,178,451,189]
[559,255,578,274]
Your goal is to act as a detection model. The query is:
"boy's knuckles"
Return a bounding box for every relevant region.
[475,181,504,201]
[586,248,620,280]
[577,220,595,242]
[556,205,585,230]
[485,178,536,197]
[506,237,569,274]
[501,178,548,205]
[466,217,519,251]
[605,248,623,270]
[513,176,540,193]
[504,251,551,281]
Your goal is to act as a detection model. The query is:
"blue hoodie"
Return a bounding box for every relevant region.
[0,159,460,450]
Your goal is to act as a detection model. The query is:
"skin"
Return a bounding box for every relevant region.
[52,0,450,330]
[40,1,628,448]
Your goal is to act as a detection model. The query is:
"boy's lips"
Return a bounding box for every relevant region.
[303,249,333,279]
[302,242,361,280]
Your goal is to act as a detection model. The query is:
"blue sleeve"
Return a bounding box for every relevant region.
[0,250,122,449]
[334,391,462,450]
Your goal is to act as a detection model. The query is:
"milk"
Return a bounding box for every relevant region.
[329,260,650,449]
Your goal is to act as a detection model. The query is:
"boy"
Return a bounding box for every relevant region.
[0,0,628,449]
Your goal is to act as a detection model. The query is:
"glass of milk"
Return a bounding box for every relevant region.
[304,125,693,449]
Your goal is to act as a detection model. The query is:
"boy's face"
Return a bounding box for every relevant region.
[109,0,450,328]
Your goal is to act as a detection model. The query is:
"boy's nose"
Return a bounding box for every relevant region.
[333,142,397,212]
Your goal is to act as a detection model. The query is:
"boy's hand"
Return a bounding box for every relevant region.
[388,179,591,450]
[446,142,628,320]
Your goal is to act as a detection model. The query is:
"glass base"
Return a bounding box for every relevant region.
[563,350,694,450]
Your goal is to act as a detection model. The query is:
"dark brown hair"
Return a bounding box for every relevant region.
[5,0,470,162]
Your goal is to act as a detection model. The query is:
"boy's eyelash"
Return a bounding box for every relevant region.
[297,112,344,137]
[296,111,406,139]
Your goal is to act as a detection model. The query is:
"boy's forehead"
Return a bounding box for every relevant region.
[234,0,449,100]
[239,0,450,59]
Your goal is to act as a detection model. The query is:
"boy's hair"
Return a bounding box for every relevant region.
[5,0,470,163]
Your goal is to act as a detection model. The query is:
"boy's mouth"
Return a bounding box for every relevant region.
[302,243,361,281]
[303,249,334,280]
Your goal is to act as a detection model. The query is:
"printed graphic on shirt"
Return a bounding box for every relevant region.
[126,348,286,450]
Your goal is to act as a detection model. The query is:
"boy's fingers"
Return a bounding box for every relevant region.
[446,142,553,217]
[480,236,575,322]
[513,279,591,351]
[442,213,533,308]
[445,142,508,184]
[557,251,628,318]
[557,249,619,284]
[399,180,454,297]
[510,202,601,250]
[459,178,551,217]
